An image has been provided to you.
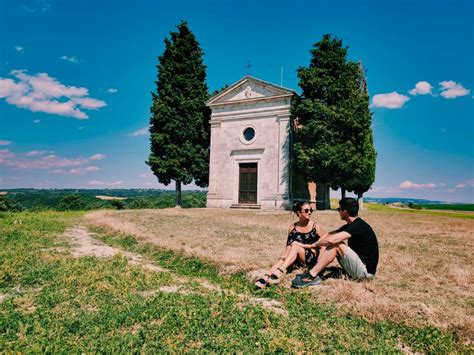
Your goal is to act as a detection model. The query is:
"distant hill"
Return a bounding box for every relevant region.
[0,188,207,211]
[365,197,447,205]
[3,188,177,197]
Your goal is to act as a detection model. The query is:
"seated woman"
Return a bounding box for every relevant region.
[255,201,324,289]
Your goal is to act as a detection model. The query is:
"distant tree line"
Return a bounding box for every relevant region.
[0,190,206,212]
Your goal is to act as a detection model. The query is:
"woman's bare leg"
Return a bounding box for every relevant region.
[259,246,291,281]
[270,244,306,276]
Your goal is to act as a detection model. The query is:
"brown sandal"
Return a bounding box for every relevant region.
[255,274,270,289]
[268,268,285,284]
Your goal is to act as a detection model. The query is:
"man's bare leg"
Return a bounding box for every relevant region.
[308,243,347,277]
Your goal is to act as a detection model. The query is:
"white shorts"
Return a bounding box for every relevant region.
[337,246,373,280]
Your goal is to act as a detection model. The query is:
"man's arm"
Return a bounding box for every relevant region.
[314,230,351,247]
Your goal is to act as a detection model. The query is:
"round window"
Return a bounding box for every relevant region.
[243,127,255,142]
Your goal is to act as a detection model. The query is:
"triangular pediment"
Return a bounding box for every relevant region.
[207,76,296,106]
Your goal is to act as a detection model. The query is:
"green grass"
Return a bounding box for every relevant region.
[364,203,474,219]
[418,203,474,211]
[0,211,469,352]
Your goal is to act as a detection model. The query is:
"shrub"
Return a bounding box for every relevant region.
[58,194,86,211]
[408,202,422,210]
[128,197,154,209]
[0,196,24,212]
[110,200,125,210]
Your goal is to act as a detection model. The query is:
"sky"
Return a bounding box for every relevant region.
[0,0,473,203]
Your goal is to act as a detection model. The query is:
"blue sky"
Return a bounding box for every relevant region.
[0,0,473,202]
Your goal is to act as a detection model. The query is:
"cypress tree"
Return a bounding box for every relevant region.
[292,35,376,209]
[292,34,359,209]
[147,21,210,207]
[345,64,376,209]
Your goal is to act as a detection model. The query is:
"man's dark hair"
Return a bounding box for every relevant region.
[339,197,359,217]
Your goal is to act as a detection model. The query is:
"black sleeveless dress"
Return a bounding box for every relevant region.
[286,222,320,269]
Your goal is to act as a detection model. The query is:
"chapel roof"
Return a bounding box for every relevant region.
[206,76,297,107]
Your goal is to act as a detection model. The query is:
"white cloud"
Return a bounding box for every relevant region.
[72,97,107,109]
[89,154,106,161]
[88,180,123,187]
[0,149,17,164]
[129,127,149,136]
[367,186,382,193]
[107,88,118,94]
[69,166,100,175]
[399,181,436,189]
[0,140,11,146]
[15,46,24,53]
[138,173,154,178]
[0,70,106,119]
[409,81,433,96]
[0,149,106,170]
[34,119,40,123]
[7,95,87,119]
[0,78,29,98]
[456,180,474,189]
[22,2,50,13]
[372,92,410,109]
[25,150,54,157]
[60,56,79,64]
[11,70,87,99]
[439,81,470,99]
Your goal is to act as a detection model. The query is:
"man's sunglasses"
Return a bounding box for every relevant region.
[302,208,313,213]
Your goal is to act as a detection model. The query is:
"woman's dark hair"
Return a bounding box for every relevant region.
[339,197,359,217]
[292,201,310,214]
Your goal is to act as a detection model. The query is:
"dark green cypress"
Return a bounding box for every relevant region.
[292,34,376,208]
[345,64,376,208]
[147,22,210,207]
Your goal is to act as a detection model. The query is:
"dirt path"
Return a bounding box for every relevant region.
[62,225,287,316]
[64,226,167,272]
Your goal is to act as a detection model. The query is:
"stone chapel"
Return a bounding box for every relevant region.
[206,76,314,210]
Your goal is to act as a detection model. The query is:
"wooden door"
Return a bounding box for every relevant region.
[239,163,257,204]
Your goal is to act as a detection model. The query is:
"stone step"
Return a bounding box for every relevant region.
[230,204,261,209]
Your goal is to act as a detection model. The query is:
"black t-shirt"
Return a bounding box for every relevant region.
[337,217,379,275]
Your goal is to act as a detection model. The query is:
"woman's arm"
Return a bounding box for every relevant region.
[292,241,313,249]
[279,223,296,258]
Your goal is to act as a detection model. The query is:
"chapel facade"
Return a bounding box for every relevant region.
[206,76,312,210]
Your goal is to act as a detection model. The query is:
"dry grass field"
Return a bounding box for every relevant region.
[85,206,473,342]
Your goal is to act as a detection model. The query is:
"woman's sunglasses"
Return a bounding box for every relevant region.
[302,208,313,213]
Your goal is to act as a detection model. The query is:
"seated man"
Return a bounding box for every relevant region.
[292,197,379,288]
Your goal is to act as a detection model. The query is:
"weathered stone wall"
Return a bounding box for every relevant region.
[206,78,294,210]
